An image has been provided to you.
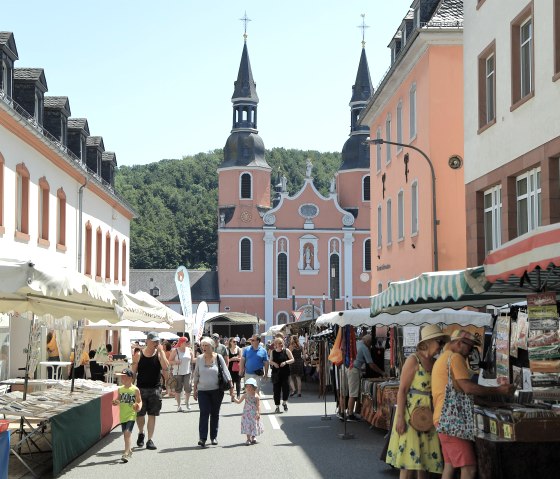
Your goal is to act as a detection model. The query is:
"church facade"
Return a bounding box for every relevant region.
[217,36,373,334]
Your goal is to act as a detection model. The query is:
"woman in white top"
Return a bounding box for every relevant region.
[169,336,195,412]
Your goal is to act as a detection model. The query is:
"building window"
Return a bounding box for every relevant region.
[555,0,560,77]
[85,222,92,276]
[376,128,382,172]
[397,190,404,240]
[478,41,496,130]
[409,83,417,139]
[411,181,419,235]
[105,233,111,281]
[56,188,66,249]
[277,312,288,325]
[96,227,102,280]
[114,237,120,283]
[362,175,370,201]
[329,254,340,299]
[240,172,252,199]
[0,154,4,233]
[122,241,127,285]
[516,167,541,236]
[38,177,50,245]
[240,237,252,271]
[511,5,534,106]
[396,101,403,149]
[277,252,288,298]
[364,239,371,272]
[377,204,382,248]
[484,185,502,254]
[385,114,392,164]
[387,199,393,245]
[15,163,30,239]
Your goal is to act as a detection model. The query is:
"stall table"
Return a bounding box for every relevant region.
[39,361,71,380]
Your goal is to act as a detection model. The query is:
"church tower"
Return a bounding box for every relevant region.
[337,16,373,233]
[217,24,271,318]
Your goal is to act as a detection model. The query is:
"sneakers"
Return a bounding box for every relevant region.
[283,403,288,412]
[136,432,145,447]
[185,403,191,411]
[177,405,183,412]
[251,437,257,444]
[346,414,359,422]
[145,439,157,450]
[121,454,129,463]
[275,406,281,414]
[211,439,218,445]
[198,440,207,448]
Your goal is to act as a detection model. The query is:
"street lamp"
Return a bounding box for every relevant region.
[291,286,296,321]
[322,293,326,314]
[311,298,315,321]
[366,138,439,271]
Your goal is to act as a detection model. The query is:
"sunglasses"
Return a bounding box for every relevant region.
[436,339,446,346]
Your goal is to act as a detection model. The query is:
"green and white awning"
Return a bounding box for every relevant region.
[370,266,494,316]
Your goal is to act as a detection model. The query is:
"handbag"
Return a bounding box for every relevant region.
[328,327,344,366]
[408,406,433,432]
[254,368,264,376]
[436,355,475,441]
[216,355,231,392]
[232,361,240,372]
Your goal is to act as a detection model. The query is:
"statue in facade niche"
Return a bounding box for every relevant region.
[329,177,336,194]
[281,175,287,192]
[306,158,313,178]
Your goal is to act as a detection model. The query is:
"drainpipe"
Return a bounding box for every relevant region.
[77,179,88,273]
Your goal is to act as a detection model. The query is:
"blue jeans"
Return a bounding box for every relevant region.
[198,389,224,441]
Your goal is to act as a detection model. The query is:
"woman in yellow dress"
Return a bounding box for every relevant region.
[386,325,449,478]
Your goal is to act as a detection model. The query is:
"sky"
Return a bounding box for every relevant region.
[3,0,413,166]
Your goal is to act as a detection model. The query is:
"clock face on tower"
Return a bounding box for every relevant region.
[240,210,252,222]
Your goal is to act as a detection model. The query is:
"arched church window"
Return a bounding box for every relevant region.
[240,237,252,271]
[277,312,288,325]
[329,254,340,299]
[277,252,287,298]
[364,239,371,271]
[240,173,252,199]
[363,175,370,201]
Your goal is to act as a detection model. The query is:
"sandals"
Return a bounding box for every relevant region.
[245,439,252,446]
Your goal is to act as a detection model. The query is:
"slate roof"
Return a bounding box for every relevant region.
[220,130,270,169]
[68,117,90,133]
[350,48,373,104]
[428,0,463,26]
[14,68,47,90]
[86,136,104,150]
[44,96,71,116]
[129,269,220,303]
[102,151,116,164]
[232,41,259,103]
[0,31,18,60]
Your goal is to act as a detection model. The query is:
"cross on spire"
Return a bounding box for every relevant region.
[240,11,251,41]
[357,13,369,48]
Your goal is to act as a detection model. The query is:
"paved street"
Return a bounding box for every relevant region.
[11,382,399,479]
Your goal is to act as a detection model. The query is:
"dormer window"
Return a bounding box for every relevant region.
[1,60,7,96]
[414,8,420,28]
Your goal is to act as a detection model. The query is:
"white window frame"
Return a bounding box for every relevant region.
[520,17,533,99]
[409,83,417,139]
[386,198,393,245]
[239,236,253,272]
[239,171,253,200]
[484,185,502,254]
[396,101,403,151]
[397,189,404,241]
[376,127,382,173]
[411,180,419,236]
[377,204,383,248]
[485,53,496,124]
[385,114,392,164]
[516,167,541,236]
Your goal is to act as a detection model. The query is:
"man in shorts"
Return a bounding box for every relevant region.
[132,331,170,450]
[432,330,514,479]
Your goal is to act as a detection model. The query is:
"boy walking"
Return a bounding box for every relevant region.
[112,369,142,462]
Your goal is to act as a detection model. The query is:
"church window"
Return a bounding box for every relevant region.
[329,254,340,299]
[362,175,370,201]
[240,172,252,199]
[364,239,371,272]
[277,252,288,298]
[240,237,252,271]
[276,312,288,325]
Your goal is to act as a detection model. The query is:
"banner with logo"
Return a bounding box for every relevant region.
[174,265,192,332]
[194,301,208,342]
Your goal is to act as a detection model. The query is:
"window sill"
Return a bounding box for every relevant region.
[409,134,417,144]
[411,231,419,238]
[15,231,30,242]
[56,243,67,252]
[85,273,92,278]
[553,72,560,83]
[37,238,50,248]
[105,277,111,282]
[122,280,127,286]
[510,91,534,112]
[95,276,103,282]
[397,237,405,243]
[113,280,120,285]
[298,269,319,276]
[477,118,496,135]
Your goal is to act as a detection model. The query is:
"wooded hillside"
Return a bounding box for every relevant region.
[115,148,341,270]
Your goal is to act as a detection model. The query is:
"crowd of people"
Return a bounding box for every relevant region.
[111,330,305,461]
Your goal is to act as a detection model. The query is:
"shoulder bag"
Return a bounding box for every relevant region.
[216,354,231,392]
[436,355,475,441]
[406,354,434,433]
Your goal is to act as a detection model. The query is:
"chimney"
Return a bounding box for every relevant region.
[86,136,104,176]
[0,32,19,101]
[101,151,117,188]
[13,68,48,125]
[43,96,71,146]
[67,118,90,163]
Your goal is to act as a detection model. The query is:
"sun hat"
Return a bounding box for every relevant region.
[450,329,482,346]
[146,332,160,341]
[176,337,188,347]
[417,324,450,346]
[245,378,257,388]
[211,333,220,340]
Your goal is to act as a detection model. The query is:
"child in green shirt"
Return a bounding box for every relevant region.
[112,368,142,462]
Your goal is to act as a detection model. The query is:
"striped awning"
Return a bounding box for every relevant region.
[370,266,492,316]
[484,223,560,283]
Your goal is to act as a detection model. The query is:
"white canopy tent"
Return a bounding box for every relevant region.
[316,308,492,328]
